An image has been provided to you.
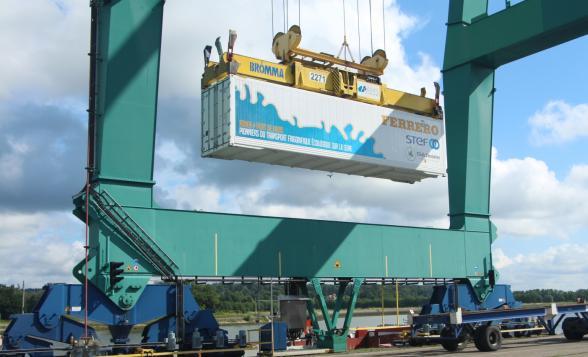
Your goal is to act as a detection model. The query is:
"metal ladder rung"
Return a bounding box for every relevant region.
[88,188,178,279]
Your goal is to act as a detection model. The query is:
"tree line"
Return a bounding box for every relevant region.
[514,289,588,304]
[0,285,44,320]
[1,283,587,319]
[191,283,434,312]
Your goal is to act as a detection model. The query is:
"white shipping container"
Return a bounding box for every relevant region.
[202,75,446,183]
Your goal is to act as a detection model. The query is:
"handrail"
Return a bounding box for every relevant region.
[88,188,178,280]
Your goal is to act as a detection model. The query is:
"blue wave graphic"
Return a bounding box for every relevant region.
[235,85,384,159]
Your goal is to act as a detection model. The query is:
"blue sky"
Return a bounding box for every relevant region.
[1,0,588,290]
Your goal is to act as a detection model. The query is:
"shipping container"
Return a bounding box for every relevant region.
[201,75,446,183]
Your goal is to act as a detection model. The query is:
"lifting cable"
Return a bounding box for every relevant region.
[282,0,286,32]
[271,0,275,36]
[356,0,361,60]
[369,0,374,55]
[342,0,347,44]
[382,0,386,53]
[337,0,354,62]
[286,0,289,30]
[298,0,301,26]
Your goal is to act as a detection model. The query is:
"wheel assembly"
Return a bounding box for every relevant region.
[475,325,502,352]
[563,317,587,341]
[440,326,470,352]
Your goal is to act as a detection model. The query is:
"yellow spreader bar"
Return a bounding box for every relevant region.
[202,53,441,119]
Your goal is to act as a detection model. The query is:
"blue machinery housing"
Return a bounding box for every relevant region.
[2,284,244,356]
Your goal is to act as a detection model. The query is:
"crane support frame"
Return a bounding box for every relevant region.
[66,0,588,352]
[76,0,497,313]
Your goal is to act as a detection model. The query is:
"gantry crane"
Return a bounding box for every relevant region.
[3,0,588,355]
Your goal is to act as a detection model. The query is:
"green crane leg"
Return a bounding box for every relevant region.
[444,63,494,232]
[302,284,321,332]
[443,0,588,299]
[443,11,498,300]
[341,279,364,335]
[90,0,164,206]
[330,282,349,329]
[305,278,364,353]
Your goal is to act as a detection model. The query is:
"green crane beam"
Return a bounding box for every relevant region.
[445,0,588,71]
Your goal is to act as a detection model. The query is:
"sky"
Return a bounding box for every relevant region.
[0,0,587,291]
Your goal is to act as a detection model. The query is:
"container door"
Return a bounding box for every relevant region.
[222,79,231,145]
[201,89,210,152]
[214,82,223,148]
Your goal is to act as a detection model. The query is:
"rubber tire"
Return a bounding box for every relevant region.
[408,337,423,347]
[525,329,533,337]
[474,330,483,351]
[475,325,502,352]
[563,317,585,341]
[514,325,524,338]
[440,326,469,352]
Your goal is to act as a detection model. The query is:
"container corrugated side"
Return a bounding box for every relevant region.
[202,75,446,183]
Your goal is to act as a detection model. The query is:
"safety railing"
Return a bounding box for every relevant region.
[89,188,178,280]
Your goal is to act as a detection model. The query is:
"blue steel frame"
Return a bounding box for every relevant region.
[411,304,588,341]
[1,284,229,355]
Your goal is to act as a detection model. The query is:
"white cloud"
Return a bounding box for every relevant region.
[165,184,224,212]
[0,1,88,101]
[154,159,450,228]
[255,202,368,222]
[492,248,513,270]
[491,149,588,238]
[0,136,31,186]
[495,245,588,290]
[0,211,84,287]
[529,100,588,145]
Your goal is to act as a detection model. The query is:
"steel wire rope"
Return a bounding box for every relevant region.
[342,0,347,40]
[382,0,386,53]
[342,0,347,61]
[369,0,374,54]
[357,0,361,60]
[283,0,286,32]
[298,0,301,26]
[271,0,275,36]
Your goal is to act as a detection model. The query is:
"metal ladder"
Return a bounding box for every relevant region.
[89,188,179,280]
